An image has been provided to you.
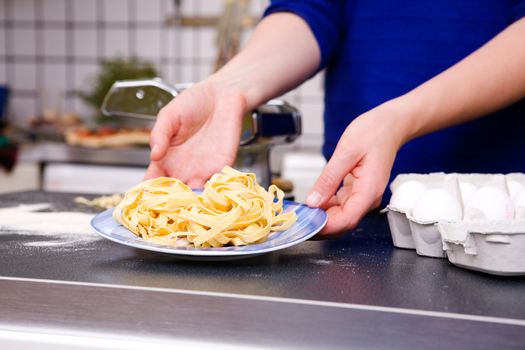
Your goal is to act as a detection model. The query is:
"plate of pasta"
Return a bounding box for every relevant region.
[90,167,327,260]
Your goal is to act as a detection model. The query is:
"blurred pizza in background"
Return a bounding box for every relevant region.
[64,127,150,148]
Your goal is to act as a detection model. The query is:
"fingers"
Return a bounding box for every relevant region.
[306,147,360,208]
[317,174,383,238]
[317,191,372,238]
[321,195,339,210]
[342,173,355,187]
[144,162,166,180]
[149,106,181,162]
[319,186,350,211]
[335,184,351,204]
[187,178,206,190]
[317,206,350,239]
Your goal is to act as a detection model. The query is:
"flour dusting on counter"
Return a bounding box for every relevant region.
[0,203,101,247]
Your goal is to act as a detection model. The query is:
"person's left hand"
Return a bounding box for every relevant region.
[306,103,406,238]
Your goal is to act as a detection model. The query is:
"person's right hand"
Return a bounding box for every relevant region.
[144,12,321,188]
[145,79,248,188]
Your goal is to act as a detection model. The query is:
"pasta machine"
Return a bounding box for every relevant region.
[101,78,301,187]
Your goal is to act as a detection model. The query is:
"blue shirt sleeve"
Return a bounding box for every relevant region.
[513,0,525,20]
[263,0,344,70]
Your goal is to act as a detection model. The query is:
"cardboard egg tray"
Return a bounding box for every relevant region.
[384,173,525,276]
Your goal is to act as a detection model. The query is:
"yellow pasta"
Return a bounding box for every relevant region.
[113,166,297,248]
[75,194,123,210]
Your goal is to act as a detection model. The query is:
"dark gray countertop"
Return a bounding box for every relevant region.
[1,191,524,349]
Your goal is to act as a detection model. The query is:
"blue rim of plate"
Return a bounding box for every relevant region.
[90,200,327,257]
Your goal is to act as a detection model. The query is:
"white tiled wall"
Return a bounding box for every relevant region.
[0,0,325,166]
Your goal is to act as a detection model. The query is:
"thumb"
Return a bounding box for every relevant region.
[306,148,360,208]
[149,107,181,161]
[144,161,166,180]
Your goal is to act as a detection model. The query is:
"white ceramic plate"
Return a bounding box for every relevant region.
[90,200,327,260]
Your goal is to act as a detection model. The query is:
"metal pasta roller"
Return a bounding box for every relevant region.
[101,78,301,187]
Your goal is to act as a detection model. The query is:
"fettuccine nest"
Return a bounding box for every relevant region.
[114,166,297,247]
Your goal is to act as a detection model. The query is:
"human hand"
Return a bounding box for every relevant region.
[144,11,322,188]
[306,103,407,238]
[145,79,248,188]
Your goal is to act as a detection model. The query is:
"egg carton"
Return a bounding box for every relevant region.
[385,172,460,257]
[386,173,443,249]
[386,172,445,249]
[384,172,525,275]
[438,220,525,276]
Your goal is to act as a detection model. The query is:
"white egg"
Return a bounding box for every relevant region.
[390,180,427,213]
[459,181,477,204]
[507,180,525,200]
[513,189,525,208]
[514,190,525,219]
[465,186,515,220]
[412,188,463,222]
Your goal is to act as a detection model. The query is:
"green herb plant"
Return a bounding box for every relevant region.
[78,57,159,123]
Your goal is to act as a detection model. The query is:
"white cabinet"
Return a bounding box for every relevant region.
[281,152,326,203]
[0,163,39,194]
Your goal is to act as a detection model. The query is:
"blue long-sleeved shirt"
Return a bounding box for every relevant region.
[264,1,525,186]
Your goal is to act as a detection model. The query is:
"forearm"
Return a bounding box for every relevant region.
[209,12,320,110]
[392,17,525,144]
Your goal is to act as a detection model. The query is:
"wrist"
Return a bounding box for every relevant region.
[376,94,427,147]
[208,69,264,112]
